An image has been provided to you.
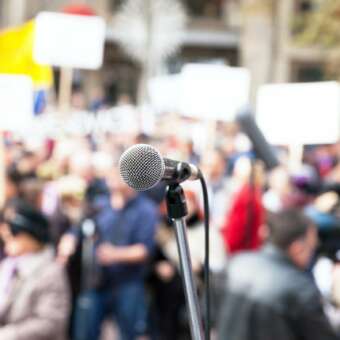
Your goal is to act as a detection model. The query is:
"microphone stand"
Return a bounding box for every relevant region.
[166,183,204,340]
[80,219,96,292]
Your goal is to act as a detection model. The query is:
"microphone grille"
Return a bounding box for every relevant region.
[119,144,165,191]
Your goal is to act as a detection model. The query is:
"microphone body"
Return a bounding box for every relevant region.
[237,108,279,170]
[119,144,201,191]
[163,158,200,182]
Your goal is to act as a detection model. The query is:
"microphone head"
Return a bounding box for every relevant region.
[119,144,165,191]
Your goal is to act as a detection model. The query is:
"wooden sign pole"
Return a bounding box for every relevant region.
[58,67,73,114]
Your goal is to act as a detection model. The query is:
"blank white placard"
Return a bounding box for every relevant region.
[0,75,33,131]
[34,12,106,69]
[256,82,340,145]
[179,64,250,121]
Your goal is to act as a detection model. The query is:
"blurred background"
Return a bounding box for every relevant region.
[0,0,322,108]
[1,1,340,340]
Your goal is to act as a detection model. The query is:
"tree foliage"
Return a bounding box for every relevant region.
[294,0,340,48]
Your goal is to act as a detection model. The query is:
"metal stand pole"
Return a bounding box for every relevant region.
[166,184,204,340]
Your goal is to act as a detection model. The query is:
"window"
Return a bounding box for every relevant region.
[297,0,313,13]
[112,0,225,19]
[182,0,224,18]
[111,0,125,12]
[292,63,324,82]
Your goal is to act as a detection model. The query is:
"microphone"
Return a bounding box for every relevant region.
[119,144,201,191]
[236,108,279,170]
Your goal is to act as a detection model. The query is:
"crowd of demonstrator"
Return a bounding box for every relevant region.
[2,123,340,340]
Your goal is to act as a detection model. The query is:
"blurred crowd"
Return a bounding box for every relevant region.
[1,109,340,340]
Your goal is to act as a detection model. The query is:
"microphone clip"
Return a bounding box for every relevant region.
[166,183,188,219]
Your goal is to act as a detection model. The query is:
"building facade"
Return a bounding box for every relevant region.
[0,0,243,104]
[1,0,325,106]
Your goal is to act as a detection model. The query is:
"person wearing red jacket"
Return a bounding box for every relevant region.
[221,159,265,255]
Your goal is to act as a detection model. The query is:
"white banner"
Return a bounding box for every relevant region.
[34,12,106,69]
[257,82,340,145]
[0,75,33,131]
[179,64,250,121]
[148,75,181,113]
[148,64,251,121]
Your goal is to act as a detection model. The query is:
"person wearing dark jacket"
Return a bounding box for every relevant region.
[58,167,159,340]
[218,208,338,340]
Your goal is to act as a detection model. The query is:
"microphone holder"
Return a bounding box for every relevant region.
[166,183,204,340]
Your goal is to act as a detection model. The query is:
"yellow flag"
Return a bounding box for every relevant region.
[0,20,53,87]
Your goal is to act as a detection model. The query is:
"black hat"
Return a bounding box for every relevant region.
[3,199,50,244]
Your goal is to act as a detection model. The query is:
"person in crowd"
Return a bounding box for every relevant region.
[148,215,187,340]
[263,166,292,212]
[149,189,226,339]
[200,148,231,230]
[221,158,265,254]
[0,199,70,340]
[52,173,107,339]
[58,166,159,340]
[3,163,39,257]
[183,139,200,165]
[88,86,107,112]
[218,208,338,340]
[49,175,87,246]
[5,163,42,208]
